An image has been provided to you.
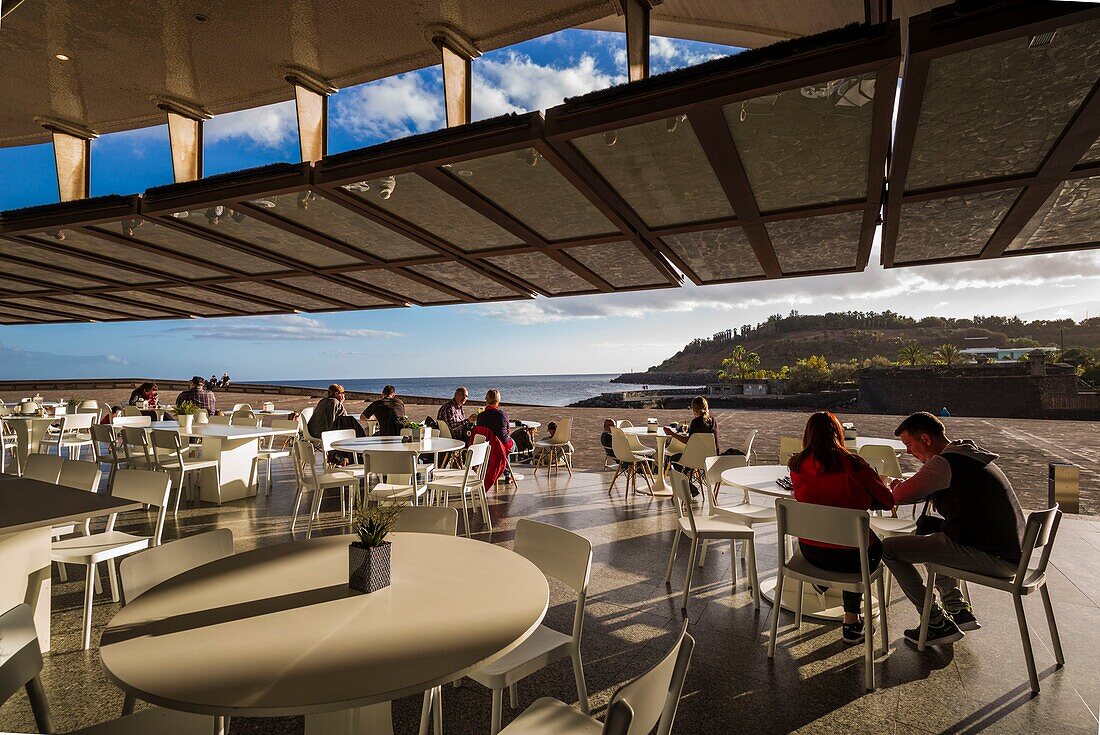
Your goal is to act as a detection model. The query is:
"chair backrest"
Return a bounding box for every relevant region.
[393,507,459,535]
[89,423,118,457]
[22,453,62,483]
[120,427,153,466]
[668,470,699,534]
[195,409,210,424]
[514,519,593,644]
[857,444,903,479]
[779,435,803,466]
[611,428,641,464]
[58,460,102,492]
[108,469,172,544]
[702,455,748,507]
[437,421,452,439]
[741,429,758,458]
[603,619,694,735]
[232,403,252,412]
[293,440,319,486]
[552,417,572,443]
[207,415,231,426]
[775,497,870,549]
[113,415,152,428]
[300,406,315,423]
[0,604,46,717]
[120,528,234,604]
[366,450,418,478]
[472,433,487,445]
[149,429,185,462]
[122,405,142,417]
[1015,506,1063,583]
[678,432,718,472]
[321,429,357,456]
[230,411,259,426]
[60,412,95,432]
[617,420,633,428]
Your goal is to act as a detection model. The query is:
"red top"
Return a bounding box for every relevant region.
[791,453,894,549]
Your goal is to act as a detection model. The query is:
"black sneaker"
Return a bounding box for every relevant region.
[945,605,980,632]
[904,618,963,646]
[842,618,866,645]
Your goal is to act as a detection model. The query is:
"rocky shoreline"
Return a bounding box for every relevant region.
[610,370,718,386]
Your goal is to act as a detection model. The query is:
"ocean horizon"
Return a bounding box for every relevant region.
[257,373,683,407]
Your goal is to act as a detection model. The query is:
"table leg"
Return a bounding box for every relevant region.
[650,437,672,498]
[305,701,393,735]
[199,436,260,504]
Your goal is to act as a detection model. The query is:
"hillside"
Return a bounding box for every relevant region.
[643,311,1100,373]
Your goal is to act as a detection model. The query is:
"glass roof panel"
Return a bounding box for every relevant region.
[894,189,1022,263]
[161,286,271,313]
[907,18,1100,190]
[566,241,667,288]
[112,289,228,316]
[724,73,876,212]
[345,173,522,252]
[3,239,156,284]
[1009,177,1100,252]
[483,252,594,294]
[0,276,44,292]
[343,269,457,304]
[449,149,618,241]
[6,297,123,321]
[572,117,734,228]
[661,228,764,282]
[0,259,102,289]
[51,294,172,319]
[27,228,223,280]
[0,303,68,321]
[265,191,436,261]
[274,276,387,307]
[766,211,863,273]
[104,219,285,275]
[178,207,360,267]
[407,262,517,299]
[1081,136,1100,164]
[217,281,336,312]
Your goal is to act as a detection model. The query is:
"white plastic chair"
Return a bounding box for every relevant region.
[150,429,220,512]
[231,403,252,413]
[768,498,889,691]
[365,450,428,507]
[705,452,777,564]
[607,428,653,497]
[52,460,106,582]
[291,440,359,538]
[120,528,235,604]
[206,414,231,426]
[917,506,1064,694]
[674,432,718,492]
[497,618,694,735]
[778,435,802,466]
[22,453,62,483]
[467,519,593,735]
[1,418,21,474]
[427,442,491,537]
[665,469,759,612]
[40,412,95,460]
[229,409,259,426]
[89,423,124,490]
[858,443,913,481]
[0,603,212,735]
[121,405,142,417]
[51,469,173,649]
[532,417,574,476]
[253,418,297,493]
[119,426,168,470]
[393,506,459,536]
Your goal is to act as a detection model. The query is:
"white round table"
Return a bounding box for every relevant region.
[331,437,465,455]
[622,427,674,497]
[719,464,881,621]
[100,533,549,734]
[4,415,57,466]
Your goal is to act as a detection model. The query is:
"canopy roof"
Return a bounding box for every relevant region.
[1,1,1097,326]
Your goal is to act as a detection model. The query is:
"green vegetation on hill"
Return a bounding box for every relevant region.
[648,311,1100,382]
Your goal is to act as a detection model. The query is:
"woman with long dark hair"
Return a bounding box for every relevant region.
[789,411,894,644]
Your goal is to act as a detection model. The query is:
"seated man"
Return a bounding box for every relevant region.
[884,412,1025,646]
[600,418,618,466]
[175,376,216,415]
[437,387,470,441]
[308,384,366,464]
[361,384,406,436]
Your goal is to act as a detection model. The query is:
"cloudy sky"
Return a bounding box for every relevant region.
[1,29,1098,381]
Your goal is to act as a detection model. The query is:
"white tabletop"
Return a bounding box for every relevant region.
[148,421,283,440]
[3,414,56,421]
[332,437,465,454]
[513,420,540,429]
[720,464,792,498]
[100,533,548,717]
[853,436,906,452]
[622,426,673,437]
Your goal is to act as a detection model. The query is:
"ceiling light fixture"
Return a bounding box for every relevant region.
[54,53,70,61]
[194,13,208,22]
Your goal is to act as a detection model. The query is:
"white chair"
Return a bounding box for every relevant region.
[768,498,889,692]
[673,432,718,493]
[40,412,95,460]
[705,452,777,563]
[118,426,161,470]
[665,469,759,612]
[22,453,62,483]
[427,442,491,537]
[291,440,358,538]
[229,410,259,426]
[393,506,459,536]
[90,423,124,489]
[917,506,1064,694]
[366,450,428,507]
[51,469,172,649]
[298,409,324,447]
[253,418,297,494]
[150,429,221,512]
[532,417,573,476]
[858,443,913,481]
[121,405,142,417]
[607,428,653,497]
[231,403,252,412]
[2,418,21,474]
[497,619,694,735]
[0,603,213,735]
[207,414,231,426]
[466,519,593,735]
[120,528,235,604]
[778,435,802,466]
[112,415,152,428]
[52,460,105,583]
[623,428,656,459]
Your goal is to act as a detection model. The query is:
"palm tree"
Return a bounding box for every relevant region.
[933,343,963,366]
[718,344,762,380]
[897,342,926,366]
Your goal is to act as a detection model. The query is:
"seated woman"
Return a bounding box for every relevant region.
[128,382,158,407]
[664,396,719,466]
[789,411,894,645]
[476,389,515,477]
[307,384,366,465]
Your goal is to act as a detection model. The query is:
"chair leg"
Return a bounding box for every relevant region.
[82,563,96,650]
[24,676,53,735]
[509,683,518,709]
[433,685,443,734]
[572,650,590,714]
[490,687,503,735]
[291,489,304,532]
[460,493,471,538]
[767,566,785,658]
[1039,585,1065,666]
[607,465,622,494]
[1013,593,1040,694]
[877,574,889,655]
[107,558,120,603]
[122,691,136,716]
[682,537,699,612]
[418,688,433,735]
[92,562,103,595]
[747,538,760,610]
[698,540,708,567]
[795,581,805,629]
[864,579,875,691]
[58,562,68,582]
[665,528,681,583]
[917,571,937,651]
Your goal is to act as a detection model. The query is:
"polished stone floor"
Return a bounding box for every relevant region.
[2,459,1098,734]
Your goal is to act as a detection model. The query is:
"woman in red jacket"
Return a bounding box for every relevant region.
[789,411,895,644]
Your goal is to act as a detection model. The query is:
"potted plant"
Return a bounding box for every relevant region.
[399,416,423,441]
[175,400,199,431]
[65,398,80,415]
[349,504,401,593]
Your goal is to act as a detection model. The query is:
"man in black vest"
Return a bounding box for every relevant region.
[884,412,1025,646]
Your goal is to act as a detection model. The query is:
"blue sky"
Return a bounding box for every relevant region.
[2,29,1099,381]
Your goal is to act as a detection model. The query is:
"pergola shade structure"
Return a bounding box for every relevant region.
[883,1,1100,267]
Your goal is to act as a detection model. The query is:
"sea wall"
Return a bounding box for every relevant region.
[611,371,719,386]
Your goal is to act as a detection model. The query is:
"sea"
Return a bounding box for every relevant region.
[259,374,682,407]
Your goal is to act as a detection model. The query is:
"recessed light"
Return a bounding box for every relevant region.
[54,53,70,61]
[194,13,208,22]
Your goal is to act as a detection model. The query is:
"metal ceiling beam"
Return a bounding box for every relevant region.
[857,59,901,268]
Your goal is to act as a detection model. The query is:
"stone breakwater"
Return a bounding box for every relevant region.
[611,371,719,386]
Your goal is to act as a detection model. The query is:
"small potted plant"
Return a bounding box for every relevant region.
[175,400,199,431]
[65,398,81,415]
[349,504,401,593]
[399,416,423,441]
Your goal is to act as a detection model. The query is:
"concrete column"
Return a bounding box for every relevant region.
[623,0,654,82]
[37,118,96,202]
[285,69,335,163]
[156,98,210,183]
[431,27,481,128]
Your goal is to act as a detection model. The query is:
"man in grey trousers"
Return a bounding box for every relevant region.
[884,412,1025,646]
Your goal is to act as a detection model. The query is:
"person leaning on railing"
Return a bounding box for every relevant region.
[884,411,1026,647]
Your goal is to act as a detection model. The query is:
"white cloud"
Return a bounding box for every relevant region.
[474,52,622,117]
[609,35,729,74]
[332,73,444,141]
[206,101,298,148]
[0,343,131,379]
[165,315,402,342]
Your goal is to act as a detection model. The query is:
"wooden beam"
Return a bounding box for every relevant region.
[685,106,782,278]
[432,28,478,128]
[38,119,95,202]
[623,0,651,82]
[286,69,334,164]
[156,98,209,183]
[857,59,900,269]
[881,56,928,268]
